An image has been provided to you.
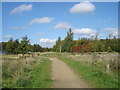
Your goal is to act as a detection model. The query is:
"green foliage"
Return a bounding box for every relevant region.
[43,47,52,52]
[16,75,32,87]
[61,28,74,52]
[1,39,20,54]
[62,28,74,52]
[1,35,47,54]
[32,44,43,52]
[1,42,7,51]
[52,36,61,52]
[52,28,119,53]
[19,35,30,55]
[5,38,14,54]
[13,39,20,54]
[1,33,119,54]
[52,28,74,52]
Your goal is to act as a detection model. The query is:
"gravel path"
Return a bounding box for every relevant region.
[49,58,91,88]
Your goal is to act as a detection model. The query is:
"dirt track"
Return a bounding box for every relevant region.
[49,58,91,88]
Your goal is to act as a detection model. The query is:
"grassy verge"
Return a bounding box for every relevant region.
[15,58,53,88]
[30,58,53,88]
[3,57,53,88]
[58,57,119,88]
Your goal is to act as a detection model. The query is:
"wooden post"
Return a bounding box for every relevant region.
[106,63,110,73]
[60,45,61,53]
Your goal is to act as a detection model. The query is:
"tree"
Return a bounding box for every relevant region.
[62,28,74,52]
[13,39,20,54]
[5,38,14,54]
[33,44,42,52]
[52,37,61,52]
[2,42,7,51]
[100,44,106,52]
[19,35,30,55]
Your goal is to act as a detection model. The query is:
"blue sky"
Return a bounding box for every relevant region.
[2,2,118,47]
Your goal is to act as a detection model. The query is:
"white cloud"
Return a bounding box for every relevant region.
[69,1,95,14]
[10,4,32,15]
[103,28,118,37]
[11,27,28,30]
[54,22,71,30]
[29,17,54,25]
[73,28,97,35]
[39,38,56,48]
[5,35,12,39]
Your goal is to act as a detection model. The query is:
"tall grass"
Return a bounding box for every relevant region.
[2,55,53,88]
[58,57,118,88]
[68,52,119,73]
[14,58,53,88]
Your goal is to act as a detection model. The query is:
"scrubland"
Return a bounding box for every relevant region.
[2,54,53,88]
[2,52,119,88]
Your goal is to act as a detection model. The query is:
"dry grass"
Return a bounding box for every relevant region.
[42,52,119,73]
[41,52,119,88]
[2,54,44,87]
[67,52,119,73]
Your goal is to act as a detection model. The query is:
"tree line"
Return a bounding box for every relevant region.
[52,28,120,53]
[1,28,119,54]
[0,35,51,54]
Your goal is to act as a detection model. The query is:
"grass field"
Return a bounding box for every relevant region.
[59,57,119,88]
[2,55,53,88]
[42,52,119,88]
[2,52,119,88]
